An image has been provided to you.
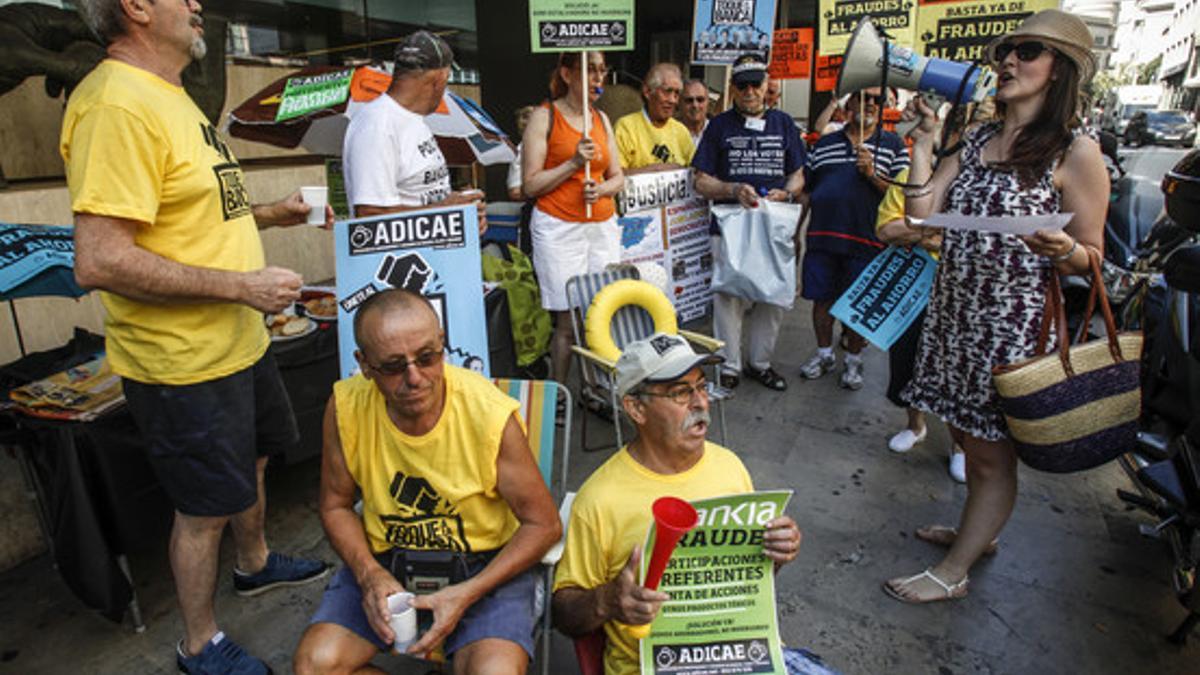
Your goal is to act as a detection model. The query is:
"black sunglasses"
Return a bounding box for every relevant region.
[849,92,886,106]
[733,79,764,90]
[994,41,1054,63]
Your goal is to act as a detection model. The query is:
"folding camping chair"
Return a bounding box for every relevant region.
[492,378,573,675]
[565,266,730,452]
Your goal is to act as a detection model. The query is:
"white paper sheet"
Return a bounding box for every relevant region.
[911,212,1073,236]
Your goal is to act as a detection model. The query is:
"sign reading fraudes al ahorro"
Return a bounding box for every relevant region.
[528,0,635,52]
[818,0,918,56]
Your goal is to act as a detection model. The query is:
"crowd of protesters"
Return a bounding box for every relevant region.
[59,0,1106,670]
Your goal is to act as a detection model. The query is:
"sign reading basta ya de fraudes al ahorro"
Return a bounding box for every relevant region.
[529,0,635,52]
[640,490,793,675]
[914,0,1058,62]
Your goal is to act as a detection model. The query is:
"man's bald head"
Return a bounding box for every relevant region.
[353,289,439,351]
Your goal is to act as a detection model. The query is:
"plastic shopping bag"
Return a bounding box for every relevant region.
[710,201,802,309]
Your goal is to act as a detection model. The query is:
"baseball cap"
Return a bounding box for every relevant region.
[615,333,722,399]
[394,30,454,73]
[730,53,768,87]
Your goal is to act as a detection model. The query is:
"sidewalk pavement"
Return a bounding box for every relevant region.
[1,298,1198,673]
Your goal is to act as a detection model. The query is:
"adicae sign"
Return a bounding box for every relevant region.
[529,0,635,52]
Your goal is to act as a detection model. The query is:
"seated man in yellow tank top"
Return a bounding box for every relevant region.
[293,289,561,675]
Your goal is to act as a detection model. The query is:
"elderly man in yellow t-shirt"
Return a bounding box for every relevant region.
[293,289,560,675]
[614,62,696,173]
[552,333,804,675]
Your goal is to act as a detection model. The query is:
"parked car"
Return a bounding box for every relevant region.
[1124,110,1198,148]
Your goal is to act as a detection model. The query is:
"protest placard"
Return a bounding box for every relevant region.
[665,199,714,322]
[528,0,635,52]
[915,0,1058,61]
[617,169,714,321]
[639,490,793,675]
[768,28,814,79]
[275,69,354,122]
[830,246,937,351]
[334,204,490,377]
[813,54,842,92]
[691,0,779,65]
[818,0,918,56]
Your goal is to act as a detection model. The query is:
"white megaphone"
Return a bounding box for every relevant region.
[836,17,996,136]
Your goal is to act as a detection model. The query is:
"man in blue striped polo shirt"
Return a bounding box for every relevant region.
[800,87,909,390]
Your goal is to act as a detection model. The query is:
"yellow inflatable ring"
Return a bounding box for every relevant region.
[585,279,678,361]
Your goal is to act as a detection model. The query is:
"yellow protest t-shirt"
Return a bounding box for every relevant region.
[335,365,522,554]
[554,443,754,675]
[61,59,267,385]
[614,110,696,170]
[875,168,939,261]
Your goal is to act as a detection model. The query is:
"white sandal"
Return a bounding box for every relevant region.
[883,569,969,604]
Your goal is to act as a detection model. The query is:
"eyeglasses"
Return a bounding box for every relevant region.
[993,41,1053,63]
[637,380,709,406]
[363,348,444,376]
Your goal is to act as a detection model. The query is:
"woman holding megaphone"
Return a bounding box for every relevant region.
[884,9,1109,604]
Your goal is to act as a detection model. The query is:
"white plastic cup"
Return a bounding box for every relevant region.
[300,186,328,225]
[386,591,417,654]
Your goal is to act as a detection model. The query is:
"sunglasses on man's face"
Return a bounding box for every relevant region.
[849,93,886,107]
[733,79,764,90]
[364,348,444,376]
[993,41,1053,63]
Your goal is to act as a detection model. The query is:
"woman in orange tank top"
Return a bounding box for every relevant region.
[521,51,625,385]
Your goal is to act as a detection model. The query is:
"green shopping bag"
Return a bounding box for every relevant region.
[482,246,552,367]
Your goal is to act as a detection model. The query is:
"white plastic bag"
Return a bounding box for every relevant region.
[710,201,802,309]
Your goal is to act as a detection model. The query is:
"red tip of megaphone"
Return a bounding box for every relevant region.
[652,496,699,534]
[642,497,699,591]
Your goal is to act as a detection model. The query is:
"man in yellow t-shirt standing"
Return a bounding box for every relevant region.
[61,2,333,673]
[293,289,560,674]
[614,63,695,173]
[552,333,804,675]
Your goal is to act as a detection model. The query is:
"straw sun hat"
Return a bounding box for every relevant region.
[986,9,1097,84]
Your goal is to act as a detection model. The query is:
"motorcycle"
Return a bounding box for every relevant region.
[1114,150,1200,644]
[1063,131,1164,337]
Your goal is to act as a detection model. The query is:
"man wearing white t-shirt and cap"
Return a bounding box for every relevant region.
[343,31,485,233]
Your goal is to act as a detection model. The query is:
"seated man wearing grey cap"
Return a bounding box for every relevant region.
[551,333,806,675]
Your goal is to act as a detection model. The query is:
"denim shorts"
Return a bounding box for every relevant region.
[310,552,541,658]
[122,352,299,517]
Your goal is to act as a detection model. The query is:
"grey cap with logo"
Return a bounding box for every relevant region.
[615,333,723,399]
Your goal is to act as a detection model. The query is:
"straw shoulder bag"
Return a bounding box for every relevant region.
[993,247,1143,473]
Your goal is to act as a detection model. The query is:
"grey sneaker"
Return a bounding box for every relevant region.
[799,351,836,379]
[839,359,864,390]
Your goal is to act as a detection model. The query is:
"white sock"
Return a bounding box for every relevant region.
[845,353,863,365]
[817,346,833,359]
